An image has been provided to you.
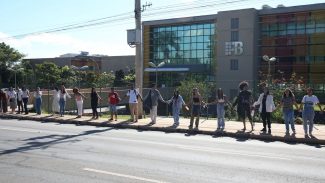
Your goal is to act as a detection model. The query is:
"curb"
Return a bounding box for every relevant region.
[1,114,324,145]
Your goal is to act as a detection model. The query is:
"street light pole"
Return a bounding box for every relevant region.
[148,61,165,86]
[262,55,276,86]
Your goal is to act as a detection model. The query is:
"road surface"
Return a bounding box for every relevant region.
[0,119,324,183]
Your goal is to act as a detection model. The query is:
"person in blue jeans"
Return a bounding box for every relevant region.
[277,88,299,134]
[299,88,323,137]
[59,85,71,117]
[208,88,228,131]
[33,87,42,115]
[167,90,189,126]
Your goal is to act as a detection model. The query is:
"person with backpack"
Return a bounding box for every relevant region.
[167,89,188,126]
[91,87,102,119]
[125,84,143,122]
[108,87,120,121]
[254,86,275,133]
[299,87,324,137]
[233,81,254,131]
[144,83,166,124]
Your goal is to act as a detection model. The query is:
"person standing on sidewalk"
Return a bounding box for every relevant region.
[108,87,120,121]
[73,88,87,118]
[254,86,275,134]
[52,87,60,115]
[59,85,71,117]
[21,87,30,114]
[207,88,228,131]
[16,87,24,114]
[299,88,324,137]
[189,88,205,130]
[276,88,299,134]
[233,81,254,131]
[90,87,102,119]
[7,87,17,114]
[33,87,42,115]
[0,89,8,113]
[167,90,188,126]
[144,83,166,124]
[125,84,143,122]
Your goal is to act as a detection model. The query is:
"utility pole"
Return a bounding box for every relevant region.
[135,0,143,118]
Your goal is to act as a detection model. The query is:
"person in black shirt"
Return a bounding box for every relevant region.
[233,81,254,131]
[90,87,102,119]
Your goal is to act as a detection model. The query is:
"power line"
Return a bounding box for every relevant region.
[1,0,276,40]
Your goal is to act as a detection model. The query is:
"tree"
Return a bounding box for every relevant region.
[113,69,125,87]
[95,72,115,88]
[34,62,61,88]
[0,42,25,87]
[59,65,77,87]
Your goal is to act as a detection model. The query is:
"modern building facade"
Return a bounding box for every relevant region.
[142,3,325,98]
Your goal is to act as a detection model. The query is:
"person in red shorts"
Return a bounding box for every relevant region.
[108,87,120,121]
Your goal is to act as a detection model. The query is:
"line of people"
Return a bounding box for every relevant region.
[1,81,324,138]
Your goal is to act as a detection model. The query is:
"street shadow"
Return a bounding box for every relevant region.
[0,128,113,155]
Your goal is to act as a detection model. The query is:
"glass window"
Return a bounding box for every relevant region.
[230,59,239,70]
[184,43,190,50]
[190,29,197,36]
[278,23,286,30]
[184,37,191,43]
[197,43,204,49]
[306,20,315,29]
[204,29,211,35]
[197,36,204,42]
[231,18,239,29]
[316,27,325,33]
[231,31,239,41]
[191,43,197,50]
[191,51,196,58]
[297,22,305,29]
[204,24,211,29]
[270,24,278,31]
[191,36,197,43]
[197,50,204,58]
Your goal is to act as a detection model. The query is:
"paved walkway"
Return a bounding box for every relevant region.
[1,113,324,145]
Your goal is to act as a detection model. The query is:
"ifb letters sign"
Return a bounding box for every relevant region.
[225,41,243,56]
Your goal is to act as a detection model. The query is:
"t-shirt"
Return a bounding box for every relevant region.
[109,92,119,105]
[7,91,16,99]
[302,95,319,108]
[126,89,139,104]
[281,96,294,110]
[22,90,29,98]
[17,90,23,101]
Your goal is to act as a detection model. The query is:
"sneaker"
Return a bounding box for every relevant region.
[260,128,266,132]
[268,129,271,134]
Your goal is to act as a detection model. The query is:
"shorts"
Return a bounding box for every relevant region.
[237,105,252,121]
[109,104,117,112]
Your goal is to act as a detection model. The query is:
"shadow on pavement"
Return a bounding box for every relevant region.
[0,128,113,155]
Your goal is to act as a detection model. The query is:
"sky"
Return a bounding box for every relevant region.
[0,0,324,59]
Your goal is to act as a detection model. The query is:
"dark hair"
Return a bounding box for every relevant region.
[22,86,26,91]
[217,88,224,99]
[264,87,270,95]
[173,90,179,100]
[283,88,294,98]
[91,87,96,93]
[239,81,249,90]
[151,83,156,88]
[72,88,78,94]
[306,87,313,92]
[54,87,59,91]
[111,87,114,90]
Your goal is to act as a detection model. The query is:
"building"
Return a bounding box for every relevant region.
[142,3,325,98]
[24,53,135,74]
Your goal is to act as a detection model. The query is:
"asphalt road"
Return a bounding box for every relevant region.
[0,119,325,183]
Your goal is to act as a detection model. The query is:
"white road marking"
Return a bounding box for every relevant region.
[83,168,169,183]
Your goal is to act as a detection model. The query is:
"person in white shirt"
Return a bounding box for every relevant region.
[125,84,143,122]
[34,87,42,115]
[21,86,30,114]
[59,85,71,117]
[254,86,275,133]
[52,87,60,115]
[299,88,324,137]
[7,87,17,114]
[16,87,24,114]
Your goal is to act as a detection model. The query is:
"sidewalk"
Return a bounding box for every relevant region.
[1,113,324,145]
